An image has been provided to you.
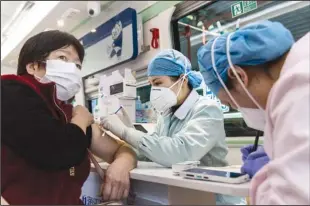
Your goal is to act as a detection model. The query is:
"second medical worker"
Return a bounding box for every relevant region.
[103,49,228,166]
[103,49,246,205]
[197,20,309,204]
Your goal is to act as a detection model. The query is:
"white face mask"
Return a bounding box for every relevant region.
[150,76,186,115]
[239,107,266,131]
[38,59,82,101]
[210,34,266,131]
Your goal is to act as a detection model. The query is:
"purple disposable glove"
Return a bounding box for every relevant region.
[240,145,270,178]
[241,144,264,162]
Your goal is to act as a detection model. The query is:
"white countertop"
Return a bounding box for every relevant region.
[92,161,250,197]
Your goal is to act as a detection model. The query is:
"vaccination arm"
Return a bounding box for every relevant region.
[89,124,137,201]
[251,61,310,204]
[103,104,223,167]
[89,123,137,167]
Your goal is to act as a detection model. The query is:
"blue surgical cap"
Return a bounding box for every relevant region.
[197,20,295,95]
[148,49,202,88]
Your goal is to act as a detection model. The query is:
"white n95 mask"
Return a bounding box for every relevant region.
[38,59,82,101]
[150,76,186,115]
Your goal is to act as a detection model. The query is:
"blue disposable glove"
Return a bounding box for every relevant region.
[240,145,270,178]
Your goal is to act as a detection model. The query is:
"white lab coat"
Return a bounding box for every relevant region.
[251,33,310,204]
[137,90,228,167]
[131,90,246,205]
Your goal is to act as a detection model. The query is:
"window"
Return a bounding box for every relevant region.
[172,0,310,136]
[87,98,98,114]
[137,84,151,104]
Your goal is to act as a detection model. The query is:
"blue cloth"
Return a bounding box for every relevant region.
[148,49,202,88]
[241,144,270,178]
[197,20,295,94]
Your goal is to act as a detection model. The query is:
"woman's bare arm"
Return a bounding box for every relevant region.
[89,124,137,167]
[89,124,137,201]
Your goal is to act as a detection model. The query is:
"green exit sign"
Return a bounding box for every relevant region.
[231,1,258,18]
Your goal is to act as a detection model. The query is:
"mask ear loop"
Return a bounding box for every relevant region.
[226,33,264,111]
[236,18,241,31]
[169,51,191,98]
[169,62,190,95]
[176,63,192,97]
[176,74,187,97]
[216,21,224,35]
[211,37,241,109]
[34,74,43,81]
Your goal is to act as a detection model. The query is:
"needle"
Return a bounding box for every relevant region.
[114,106,122,114]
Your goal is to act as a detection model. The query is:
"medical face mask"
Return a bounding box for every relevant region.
[150,76,186,115]
[238,108,266,131]
[210,35,266,131]
[37,59,82,101]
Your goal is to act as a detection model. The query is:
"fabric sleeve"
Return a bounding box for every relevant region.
[1,80,91,170]
[133,104,225,167]
[254,60,310,204]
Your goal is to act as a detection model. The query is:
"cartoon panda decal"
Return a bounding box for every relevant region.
[107,20,123,59]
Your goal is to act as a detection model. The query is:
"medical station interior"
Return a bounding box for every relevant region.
[1,1,309,205]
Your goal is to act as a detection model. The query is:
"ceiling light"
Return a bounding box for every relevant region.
[208,24,214,30]
[44,28,53,31]
[1,1,35,38]
[1,35,7,44]
[1,1,60,62]
[91,28,96,33]
[186,15,193,20]
[61,8,80,19]
[57,19,64,27]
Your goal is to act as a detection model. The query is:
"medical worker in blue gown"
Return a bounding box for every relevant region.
[102,49,246,205]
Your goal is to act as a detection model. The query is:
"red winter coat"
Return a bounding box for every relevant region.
[1,74,92,204]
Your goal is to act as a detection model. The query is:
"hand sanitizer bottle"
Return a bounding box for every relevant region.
[136,96,143,123]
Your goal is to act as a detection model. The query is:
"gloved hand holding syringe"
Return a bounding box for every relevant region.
[99,105,134,135]
[115,106,134,128]
[100,106,144,149]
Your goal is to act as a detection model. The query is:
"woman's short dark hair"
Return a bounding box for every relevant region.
[17,30,84,75]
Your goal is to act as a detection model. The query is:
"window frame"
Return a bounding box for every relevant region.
[170,0,310,137]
